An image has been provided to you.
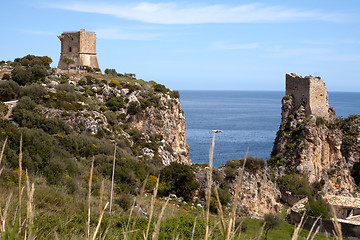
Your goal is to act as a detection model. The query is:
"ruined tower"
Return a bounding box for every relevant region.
[285,73,335,120]
[57,29,100,71]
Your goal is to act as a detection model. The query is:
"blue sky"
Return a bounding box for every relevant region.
[1,0,360,91]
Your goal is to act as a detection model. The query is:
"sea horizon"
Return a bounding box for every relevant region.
[180,90,360,167]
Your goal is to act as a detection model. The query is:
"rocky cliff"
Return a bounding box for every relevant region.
[270,74,360,195]
[194,157,281,217]
[13,72,189,165]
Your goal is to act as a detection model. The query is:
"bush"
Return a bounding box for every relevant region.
[277,173,312,196]
[20,83,47,100]
[172,90,180,99]
[106,96,125,111]
[11,66,33,85]
[116,193,133,211]
[245,157,266,172]
[0,80,20,101]
[305,196,330,219]
[153,83,168,94]
[2,73,10,80]
[160,162,200,200]
[126,101,141,115]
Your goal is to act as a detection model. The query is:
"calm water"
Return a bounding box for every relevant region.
[180,91,360,167]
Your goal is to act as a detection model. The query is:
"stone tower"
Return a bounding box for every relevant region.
[57,29,100,70]
[285,73,335,120]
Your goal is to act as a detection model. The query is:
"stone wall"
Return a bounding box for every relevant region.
[285,73,333,120]
[287,210,360,239]
[57,29,99,70]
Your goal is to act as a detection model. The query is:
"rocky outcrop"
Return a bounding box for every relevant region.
[37,74,189,165]
[270,74,360,195]
[127,94,188,165]
[194,158,281,217]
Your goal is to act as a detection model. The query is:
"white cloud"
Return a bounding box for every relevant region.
[94,27,161,40]
[213,42,259,50]
[48,2,346,24]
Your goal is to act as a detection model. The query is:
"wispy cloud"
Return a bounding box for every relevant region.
[213,42,259,50]
[94,27,162,40]
[47,2,347,24]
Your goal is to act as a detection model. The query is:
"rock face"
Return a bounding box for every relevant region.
[270,74,360,195]
[128,95,188,165]
[194,158,281,217]
[37,74,189,165]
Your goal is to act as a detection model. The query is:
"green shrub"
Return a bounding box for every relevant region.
[305,196,330,219]
[2,73,10,80]
[0,80,20,101]
[126,101,141,115]
[115,193,133,211]
[0,102,8,118]
[160,162,200,200]
[20,83,47,100]
[277,173,312,196]
[106,96,125,111]
[153,83,168,94]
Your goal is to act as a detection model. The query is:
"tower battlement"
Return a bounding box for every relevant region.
[286,73,335,120]
[57,29,100,71]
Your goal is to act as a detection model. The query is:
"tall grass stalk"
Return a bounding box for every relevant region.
[330,206,342,240]
[291,212,305,240]
[87,157,95,240]
[109,143,116,214]
[225,149,248,240]
[91,202,109,240]
[214,184,225,233]
[191,217,197,240]
[131,175,149,234]
[152,198,169,240]
[25,170,35,239]
[145,175,159,240]
[205,133,215,240]
[0,136,7,166]
[1,191,13,232]
[306,216,320,240]
[310,226,320,240]
[18,134,23,231]
[256,222,266,240]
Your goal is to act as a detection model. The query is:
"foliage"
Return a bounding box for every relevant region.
[277,173,312,196]
[153,83,168,94]
[20,83,47,101]
[106,96,125,111]
[0,102,8,118]
[264,213,282,240]
[126,101,141,115]
[267,155,287,168]
[0,80,20,101]
[305,196,330,219]
[159,162,200,200]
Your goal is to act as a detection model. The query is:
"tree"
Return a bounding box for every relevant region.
[62,58,75,72]
[264,213,282,240]
[160,162,200,200]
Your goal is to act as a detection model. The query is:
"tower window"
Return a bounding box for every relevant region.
[69,47,72,52]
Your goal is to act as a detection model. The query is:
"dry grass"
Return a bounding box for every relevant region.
[226,149,248,240]
[109,143,116,214]
[87,157,95,240]
[205,133,215,240]
[145,175,160,240]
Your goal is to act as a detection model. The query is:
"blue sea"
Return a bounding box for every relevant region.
[179,91,360,167]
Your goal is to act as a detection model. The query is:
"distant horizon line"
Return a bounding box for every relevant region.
[176,89,360,93]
